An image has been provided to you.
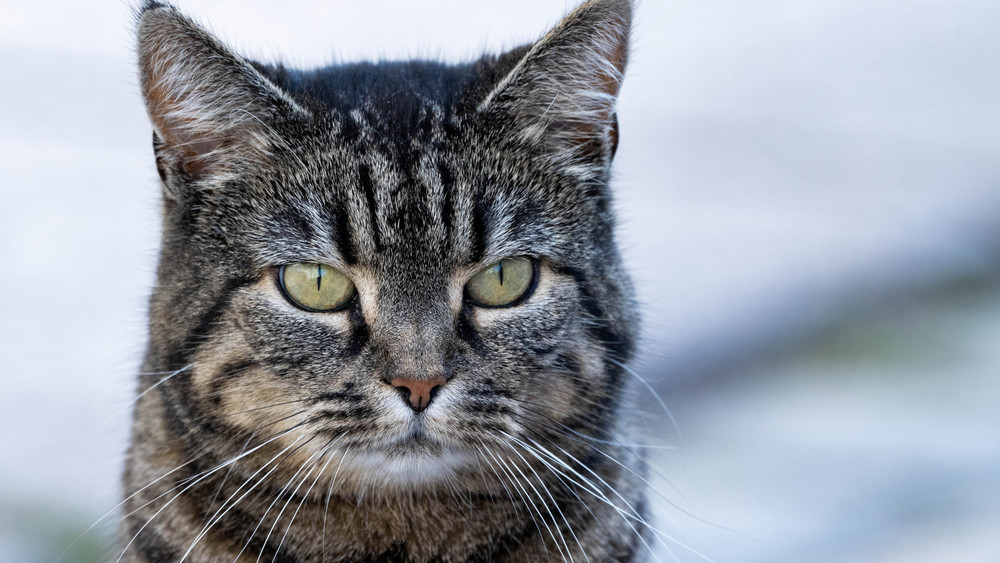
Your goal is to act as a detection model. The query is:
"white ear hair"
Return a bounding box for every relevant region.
[137,4,309,184]
[479,0,631,170]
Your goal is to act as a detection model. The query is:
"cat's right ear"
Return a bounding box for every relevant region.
[136,2,309,199]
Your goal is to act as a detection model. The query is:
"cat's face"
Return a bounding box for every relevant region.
[138,1,635,493]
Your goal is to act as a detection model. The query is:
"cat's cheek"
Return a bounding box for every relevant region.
[187,348,314,440]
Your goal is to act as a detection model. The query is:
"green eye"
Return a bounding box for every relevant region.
[465,257,536,308]
[279,263,356,312]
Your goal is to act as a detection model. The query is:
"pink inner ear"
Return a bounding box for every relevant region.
[565,26,627,149]
[144,67,225,177]
[151,110,232,178]
[163,114,231,172]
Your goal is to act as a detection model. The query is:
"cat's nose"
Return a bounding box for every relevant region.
[390,375,448,413]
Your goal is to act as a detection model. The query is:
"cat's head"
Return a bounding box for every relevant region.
[136,0,636,491]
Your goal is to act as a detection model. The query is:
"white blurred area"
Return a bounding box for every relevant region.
[1,1,998,561]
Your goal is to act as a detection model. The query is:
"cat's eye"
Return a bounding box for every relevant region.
[465,257,536,308]
[279,263,356,312]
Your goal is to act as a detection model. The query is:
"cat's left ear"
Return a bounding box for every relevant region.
[136,2,309,197]
[479,0,631,170]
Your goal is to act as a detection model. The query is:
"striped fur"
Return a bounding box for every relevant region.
[123,1,649,561]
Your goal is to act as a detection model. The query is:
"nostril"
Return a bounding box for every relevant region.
[390,375,448,413]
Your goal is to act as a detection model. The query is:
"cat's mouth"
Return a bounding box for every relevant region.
[384,419,441,450]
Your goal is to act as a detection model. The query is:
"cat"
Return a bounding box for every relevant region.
[121,0,650,561]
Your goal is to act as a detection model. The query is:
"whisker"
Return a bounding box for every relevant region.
[322,444,351,561]
[517,435,664,563]
[524,433,714,563]
[488,439,568,562]
[101,364,194,425]
[477,441,553,563]
[514,398,677,450]
[252,434,338,562]
[502,438,586,562]
[607,357,682,441]
[508,404,693,514]
[178,432,315,561]
[273,435,346,563]
[204,431,257,521]
[119,411,315,525]
[227,435,324,562]
[474,443,521,520]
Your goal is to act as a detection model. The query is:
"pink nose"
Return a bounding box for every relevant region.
[390,375,448,412]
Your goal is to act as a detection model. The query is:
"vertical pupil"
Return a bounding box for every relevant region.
[317,263,322,291]
[498,261,504,286]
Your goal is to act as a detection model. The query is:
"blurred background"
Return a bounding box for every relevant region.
[1,0,998,561]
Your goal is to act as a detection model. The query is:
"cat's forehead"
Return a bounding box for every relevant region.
[231,123,551,277]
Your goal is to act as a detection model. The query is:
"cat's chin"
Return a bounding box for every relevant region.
[343,439,477,489]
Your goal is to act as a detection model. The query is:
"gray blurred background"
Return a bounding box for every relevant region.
[1,0,998,561]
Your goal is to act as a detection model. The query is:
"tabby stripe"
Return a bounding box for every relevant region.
[273,209,316,244]
[470,197,489,262]
[159,276,258,444]
[549,264,633,421]
[465,516,536,562]
[358,163,383,251]
[375,541,408,562]
[396,148,427,241]
[166,276,258,371]
[330,198,358,264]
[455,305,488,355]
[437,160,455,245]
[509,200,542,236]
[551,265,634,361]
[318,406,376,420]
[129,522,181,562]
[345,306,370,355]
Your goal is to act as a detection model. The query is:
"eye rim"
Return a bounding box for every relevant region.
[277,263,357,313]
[464,257,539,309]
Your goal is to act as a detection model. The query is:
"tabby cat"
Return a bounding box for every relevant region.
[122,0,650,561]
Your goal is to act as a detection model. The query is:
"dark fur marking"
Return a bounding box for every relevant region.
[271,208,316,245]
[330,198,359,264]
[345,306,371,356]
[318,406,377,420]
[437,160,455,244]
[358,163,383,252]
[166,276,258,371]
[314,387,366,403]
[551,264,634,361]
[129,522,182,562]
[508,200,542,235]
[373,541,409,563]
[386,146,428,243]
[470,197,489,262]
[455,306,488,355]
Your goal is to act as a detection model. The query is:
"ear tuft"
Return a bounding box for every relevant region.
[136,4,308,192]
[480,0,631,169]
